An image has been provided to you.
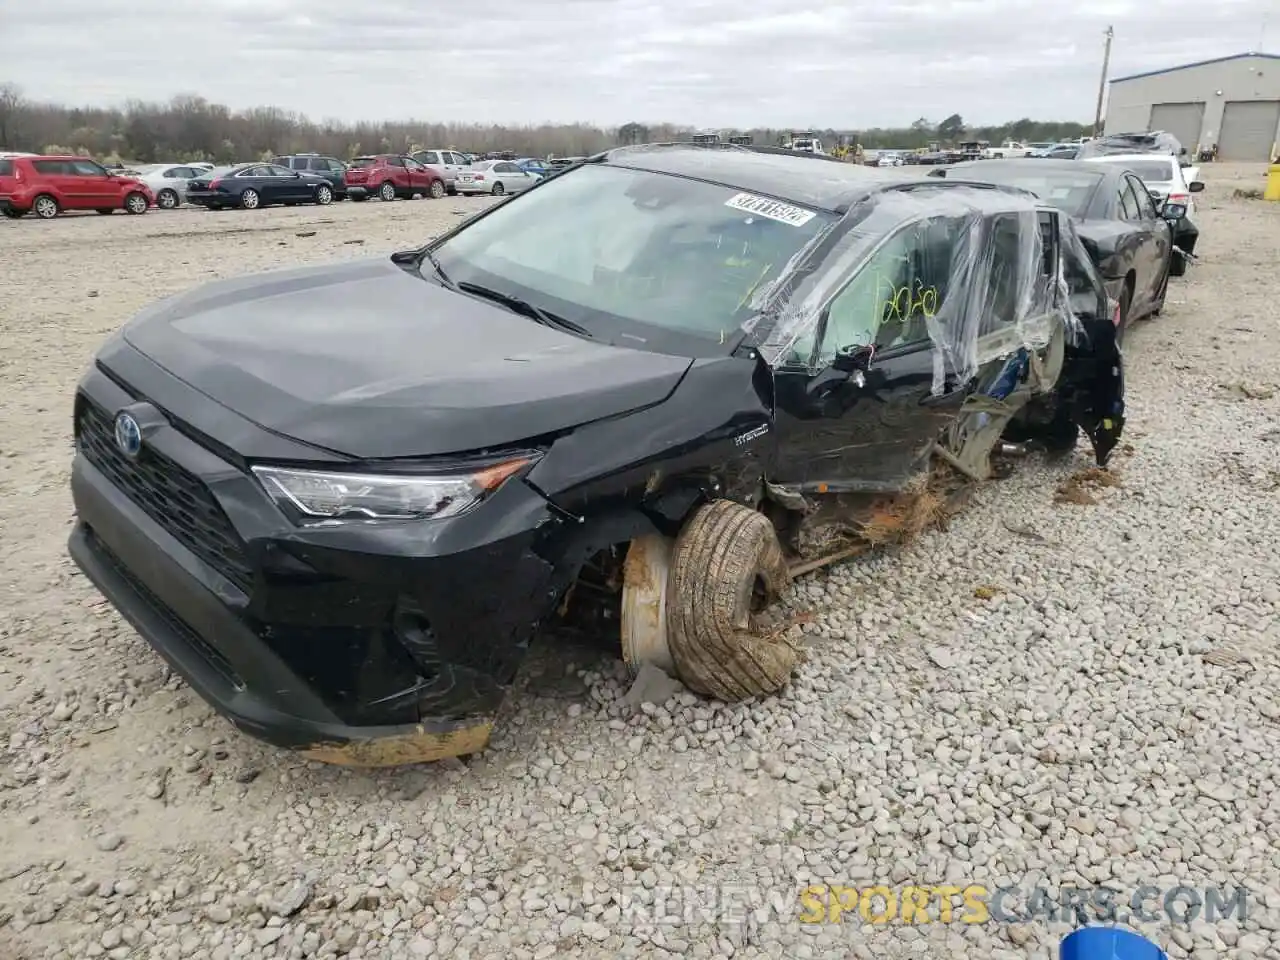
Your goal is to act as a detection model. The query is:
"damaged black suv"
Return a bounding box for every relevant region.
[69,144,1125,766]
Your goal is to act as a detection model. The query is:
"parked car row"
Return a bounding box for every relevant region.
[0,148,551,219]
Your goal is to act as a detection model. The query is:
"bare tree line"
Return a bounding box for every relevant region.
[0,84,1093,162]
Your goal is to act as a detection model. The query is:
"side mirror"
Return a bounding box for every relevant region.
[1188,181,1205,193]
[1162,202,1188,221]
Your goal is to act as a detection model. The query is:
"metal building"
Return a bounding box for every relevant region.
[1104,52,1280,161]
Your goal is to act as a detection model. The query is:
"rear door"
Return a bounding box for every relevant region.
[1125,174,1172,310]
[771,215,972,491]
[403,157,432,192]
[32,159,81,208]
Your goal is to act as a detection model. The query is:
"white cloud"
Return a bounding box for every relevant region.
[4,0,1275,126]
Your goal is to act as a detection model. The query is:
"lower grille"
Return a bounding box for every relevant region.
[94,535,244,690]
[77,398,254,594]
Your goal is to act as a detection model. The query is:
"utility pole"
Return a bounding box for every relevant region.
[1094,25,1114,137]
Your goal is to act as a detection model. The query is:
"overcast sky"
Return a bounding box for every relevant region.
[4,0,1277,127]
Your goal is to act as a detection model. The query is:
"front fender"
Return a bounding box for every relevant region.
[526,354,775,512]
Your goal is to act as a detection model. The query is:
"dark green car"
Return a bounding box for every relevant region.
[270,153,348,199]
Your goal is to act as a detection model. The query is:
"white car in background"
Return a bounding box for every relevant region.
[410,149,471,194]
[874,151,906,167]
[125,163,208,209]
[1082,153,1204,220]
[454,159,539,196]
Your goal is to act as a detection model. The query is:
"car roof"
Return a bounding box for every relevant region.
[941,158,1113,180]
[595,144,1064,220]
[1082,153,1176,164]
[601,144,906,212]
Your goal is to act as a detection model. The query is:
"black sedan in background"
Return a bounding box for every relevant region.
[186,163,336,211]
[928,159,1187,337]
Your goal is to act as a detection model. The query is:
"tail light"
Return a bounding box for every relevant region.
[474,174,485,181]
[1167,192,1189,205]
[1111,299,1122,327]
[208,179,221,191]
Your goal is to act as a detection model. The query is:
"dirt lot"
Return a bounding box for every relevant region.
[2,166,1279,960]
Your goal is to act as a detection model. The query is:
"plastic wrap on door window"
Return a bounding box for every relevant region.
[747,185,1088,395]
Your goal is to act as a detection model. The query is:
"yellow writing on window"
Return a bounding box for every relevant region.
[874,273,940,324]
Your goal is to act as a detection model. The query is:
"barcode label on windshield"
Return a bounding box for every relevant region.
[724,193,816,226]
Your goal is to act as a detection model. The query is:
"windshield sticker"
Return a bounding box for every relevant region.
[724,193,816,226]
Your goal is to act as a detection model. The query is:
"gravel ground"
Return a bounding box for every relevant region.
[1,166,1278,960]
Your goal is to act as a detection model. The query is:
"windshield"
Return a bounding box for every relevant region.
[951,167,1102,216]
[1093,158,1174,182]
[431,163,834,351]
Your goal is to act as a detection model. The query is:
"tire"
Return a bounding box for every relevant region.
[446,183,457,196]
[350,194,367,202]
[240,188,260,210]
[124,192,148,215]
[2,208,24,219]
[379,181,396,202]
[314,185,333,205]
[428,179,445,199]
[665,499,797,702]
[491,182,505,196]
[1150,261,1170,317]
[1116,280,1133,346]
[156,189,179,210]
[96,208,114,216]
[32,194,59,219]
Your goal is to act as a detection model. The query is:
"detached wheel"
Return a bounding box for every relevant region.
[665,500,797,702]
[32,194,59,219]
[379,181,396,202]
[156,189,179,210]
[240,188,261,210]
[315,184,333,205]
[491,181,505,196]
[428,179,445,199]
[124,192,148,215]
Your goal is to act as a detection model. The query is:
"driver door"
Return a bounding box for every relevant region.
[770,215,971,493]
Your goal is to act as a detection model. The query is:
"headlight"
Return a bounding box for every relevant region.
[251,458,532,522]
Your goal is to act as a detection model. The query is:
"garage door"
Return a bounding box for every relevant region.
[1147,102,1205,155]
[1218,100,1280,162]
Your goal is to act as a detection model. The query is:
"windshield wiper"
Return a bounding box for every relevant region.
[456,282,592,338]
[421,247,457,290]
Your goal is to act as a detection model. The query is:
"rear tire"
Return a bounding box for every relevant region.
[96,208,114,215]
[665,500,796,702]
[2,208,25,219]
[491,182,505,196]
[1116,281,1133,346]
[124,192,148,215]
[379,181,396,202]
[429,179,445,199]
[240,188,260,210]
[32,194,59,219]
[350,194,367,202]
[156,189,179,210]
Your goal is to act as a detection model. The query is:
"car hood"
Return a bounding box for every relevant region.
[121,257,693,459]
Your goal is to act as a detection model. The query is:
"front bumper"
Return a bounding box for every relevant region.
[69,359,561,765]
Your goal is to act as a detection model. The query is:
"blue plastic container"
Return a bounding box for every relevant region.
[1060,927,1167,960]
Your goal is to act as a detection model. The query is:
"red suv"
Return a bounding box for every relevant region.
[0,155,154,219]
[344,155,445,201]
